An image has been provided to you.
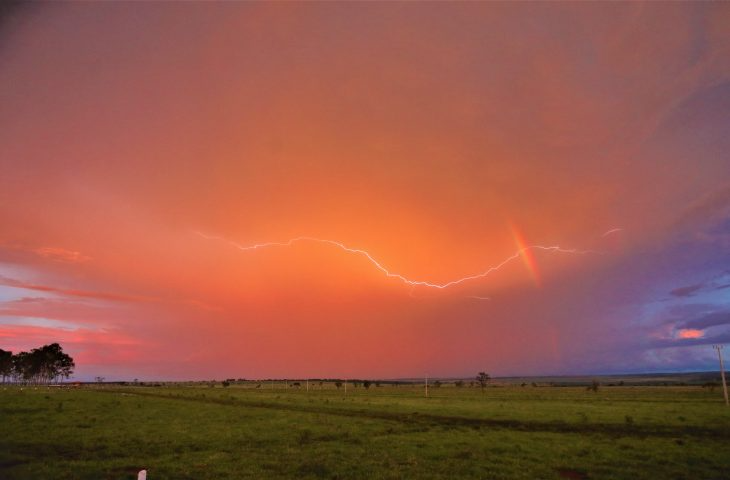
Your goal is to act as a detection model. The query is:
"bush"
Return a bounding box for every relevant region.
[702,382,718,392]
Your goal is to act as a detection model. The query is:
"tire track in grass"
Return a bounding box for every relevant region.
[100,389,729,440]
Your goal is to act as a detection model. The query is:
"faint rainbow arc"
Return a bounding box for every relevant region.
[510,224,542,287]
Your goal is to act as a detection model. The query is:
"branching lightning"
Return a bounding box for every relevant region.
[601,227,623,237]
[195,231,601,290]
[466,295,492,301]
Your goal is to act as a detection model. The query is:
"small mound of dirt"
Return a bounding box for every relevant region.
[556,467,588,479]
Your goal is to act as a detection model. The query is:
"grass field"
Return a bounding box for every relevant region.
[2,383,729,479]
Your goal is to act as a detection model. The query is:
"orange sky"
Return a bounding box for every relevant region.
[1,2,730,380]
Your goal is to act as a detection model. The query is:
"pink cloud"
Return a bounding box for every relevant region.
[32,246,91,263]
[0,275,156,303]
[0,241,91,264]
[677,328,705,339]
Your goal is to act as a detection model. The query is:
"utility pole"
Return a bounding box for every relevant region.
[713,345,729,406]
[306,379,309,392]
[425,375,429,397]
[344,378,347,395]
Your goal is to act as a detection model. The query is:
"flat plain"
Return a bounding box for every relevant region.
[1,383,729,479]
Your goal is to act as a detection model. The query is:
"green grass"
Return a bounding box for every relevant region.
[1,384,729,479]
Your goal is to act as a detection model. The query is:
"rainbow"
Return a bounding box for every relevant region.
[511,224,542,287]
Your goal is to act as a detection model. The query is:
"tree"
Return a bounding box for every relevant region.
[454,380,464,388]
[335,381,343,389]
[4,343,74,385]
[12,351,30,383]
[587,379,600,392]
[433,380,442,388]
[0,349,12,384]
[476,372,490,392]
[363,380,371,390]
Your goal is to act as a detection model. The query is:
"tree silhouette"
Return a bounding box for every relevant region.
[3,343,74,384]
[476,372,490,392]
[0,349,12,383]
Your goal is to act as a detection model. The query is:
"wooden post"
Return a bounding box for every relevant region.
[713,345,729,406]
[425,375,428,397]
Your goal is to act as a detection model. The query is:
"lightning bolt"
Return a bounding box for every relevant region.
[601,227,623,237]
[194,231,599,290]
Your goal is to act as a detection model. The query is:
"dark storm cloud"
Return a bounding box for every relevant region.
[679,310,730,331]
[650,332,730,348]
[670,284,704,298]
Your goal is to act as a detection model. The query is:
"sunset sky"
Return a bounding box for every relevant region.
[1,2,729,380]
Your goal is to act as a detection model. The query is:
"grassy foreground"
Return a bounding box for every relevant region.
[1,384,729,479]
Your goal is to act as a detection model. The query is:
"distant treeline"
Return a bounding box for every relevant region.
[0,343,75,385]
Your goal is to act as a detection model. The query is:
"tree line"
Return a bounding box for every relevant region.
[0,343,75,384]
